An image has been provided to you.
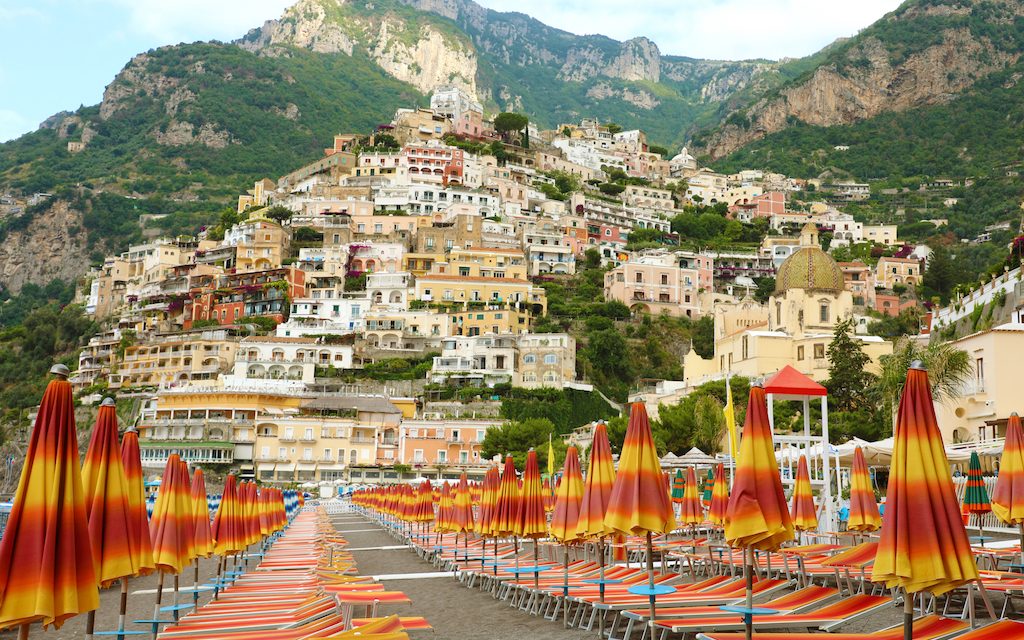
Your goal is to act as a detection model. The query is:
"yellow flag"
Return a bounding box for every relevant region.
[724,376,739,462]
[547,434,555,477]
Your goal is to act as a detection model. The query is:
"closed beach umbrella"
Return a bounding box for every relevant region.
[670,469,686,504]
[679,466,703,527]
[82,399,139,586]
[790,455,818,532]
[605,403,675,624]
[452,472,475,534]
[992,413,1024,556]
[516,450,547,587]
[549,446,584,543]
[120,428,155,575]
[702,467,715,505]
[871,364,979,640]
[434,483,454,534]
[191,469,213,558]
[477,466,499,537]
[491,456,520,538]
[0,371,99,631]
[848,446,882,532]
[576,423,616,539]
[212,475,246,557]
[707,463,729,526]
[150,454,194,575]
[964,450,991,541]
[725,384,793,640]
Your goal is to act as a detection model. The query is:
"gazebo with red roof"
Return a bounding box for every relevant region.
[764,365,833,531]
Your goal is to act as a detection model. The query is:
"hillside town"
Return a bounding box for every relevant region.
[60,85,1010,489]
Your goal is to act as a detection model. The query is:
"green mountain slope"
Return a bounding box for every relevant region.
[0,43,421,200]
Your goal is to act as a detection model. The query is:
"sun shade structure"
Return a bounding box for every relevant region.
[872,364,980,640]
[992,413,1024,557]
[0,374,99,631]
[491,456,520,538]
[605,403,676,625]
[790,455,818,532]
[725,384,794,640]
[451,473,475,534]
[848,446,882,532]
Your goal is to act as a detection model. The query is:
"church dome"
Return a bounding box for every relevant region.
[774,246,845,294]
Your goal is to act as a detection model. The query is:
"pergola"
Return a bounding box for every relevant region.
[764,365,833,532]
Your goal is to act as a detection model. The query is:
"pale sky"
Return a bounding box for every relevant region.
[0,0,901,142]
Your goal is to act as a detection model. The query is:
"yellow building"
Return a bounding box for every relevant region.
[113,328,240,389]
[450,307,531,336]
[229,217,290,273]
[934,323,1024,444]
[414,274,547,316]
[683,224,891,387]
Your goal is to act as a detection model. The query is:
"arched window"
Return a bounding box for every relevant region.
[543,354,557,364]
[523,354,536,364]
[818,299,830,323]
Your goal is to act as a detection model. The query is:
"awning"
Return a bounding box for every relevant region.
[275,463,296,473]
[764,365,827,399]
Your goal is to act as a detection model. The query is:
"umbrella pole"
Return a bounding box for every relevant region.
[533,538,540,589]
[118,578,130,640]
[172,573,180,621]
[86,610,96,640]
[213,555,224,600]
[903,589,913,640]
[152,572,165,640]
[646,531,657,629]
[598,538,606,602]
[193,558,200,607]
[563,545,570,628]
[1019,522,1024,564]
[17,625,27,640]
[493,536,499,576]
[745,546,754,640]
[514,535,520,574]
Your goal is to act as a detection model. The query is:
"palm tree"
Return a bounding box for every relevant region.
[875,338,973,423]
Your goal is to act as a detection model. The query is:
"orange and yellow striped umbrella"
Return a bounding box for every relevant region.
[605,404,675,536]
[871,364,978,596]
[790,455,818,532]
[490,456,520,537]
[576,422,617,539]
[543,477,555,513]
[549,446,584,543]
[0,375,98,630]
[212,475,246,557]
[451,473,475,533]
[150,454,195,575]
[707,463,729,526]
[476,466,499,537]
[724,385,793,551]
[434,483,454,533]
[81,400,140,587]
[678,466,703,527]
[992,413,1024,525]
[848,446,881,532]
[516,450,547,539]
[120,429,155,574]
[191,469,214,558]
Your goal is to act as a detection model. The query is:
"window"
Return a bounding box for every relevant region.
[976,358,985,390]
[814,343,825,359]
[278,447,286,458]
[413,449,424,462]
[661,274,668,285]
[635,272,643,283]
[523,354,536,364]
[544,354,557,364]
[476,429,485,442]
[797,346,805,361]
[261,446,270,458]
[819,302,829,323]
[303,448,313,461]
[741,336,749,360]
[460,451,469,463]
[437,450,447,463]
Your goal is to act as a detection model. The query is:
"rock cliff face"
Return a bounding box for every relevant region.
[701,1,1024,158]
[0,201,89,293]
[242,0,478,96]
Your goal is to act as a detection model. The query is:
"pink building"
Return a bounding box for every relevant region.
[730,191,786,221]
[604,255,703,318]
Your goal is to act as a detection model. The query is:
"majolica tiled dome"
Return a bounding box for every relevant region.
[774,226,844,294]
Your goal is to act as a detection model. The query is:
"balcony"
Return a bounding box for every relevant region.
[299,437,317,444]
[350,437,376,444]
[279,436,297,443]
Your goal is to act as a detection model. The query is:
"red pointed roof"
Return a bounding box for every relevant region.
[764,365,827,397]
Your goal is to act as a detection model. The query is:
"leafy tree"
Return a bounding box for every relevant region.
[598,182,625,196]
[691,315,714,359]
[754,278,775,303]
[493,112,529,143]
[481,418,563,470]
[825,318,875,412]
[265,205,293,223]
[922,246,956,303]
[606,123,623,134]
[583,248,602,269]
[692,395,726,454]
[867,309,921,338]
[373,133,399,150]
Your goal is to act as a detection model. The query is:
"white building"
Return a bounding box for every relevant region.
[231,336,355,384]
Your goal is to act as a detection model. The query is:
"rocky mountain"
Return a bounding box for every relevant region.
[697,0,1024,160]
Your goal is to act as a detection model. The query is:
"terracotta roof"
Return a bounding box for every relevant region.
[838,261,868,268]
[877,256,919,263]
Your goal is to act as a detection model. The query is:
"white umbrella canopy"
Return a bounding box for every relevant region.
[676,447,718,467]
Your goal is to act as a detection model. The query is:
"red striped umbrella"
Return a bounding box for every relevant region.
[516,450,547,540]
[724,384,793,639]
[992,413,1024,556]
[191,470,213,558]
[150,455,194,575]
[476,465,499,538]
[872,364,979,639]
[549,446,584,544]
[848,446,881,532]
[490,456,520,537]
[452,473,475,534]
[0,373,98,631]
[120,429,155,575]
[434,483,454,534]
[707,462,729,526]
[678,466,703,527]
[790,455,818,532]
[604,404,675,623]
[212,475,246,557]
[82,399,139,587]
[576,422,617,539]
